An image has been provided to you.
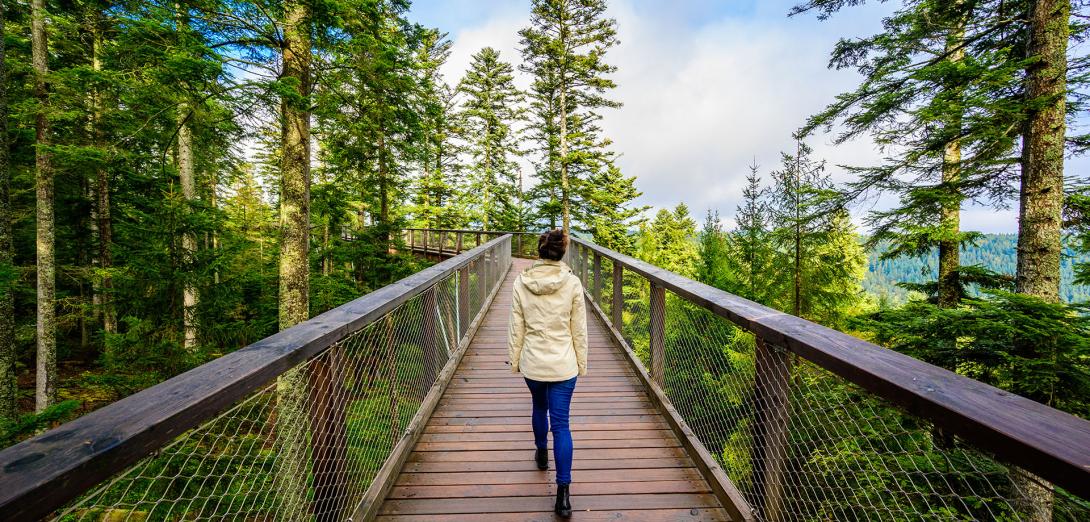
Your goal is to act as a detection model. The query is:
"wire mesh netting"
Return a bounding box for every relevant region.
[571,241,1090,521]
[53,238,512,522]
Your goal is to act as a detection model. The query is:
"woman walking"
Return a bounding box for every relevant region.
[508,229,589,518]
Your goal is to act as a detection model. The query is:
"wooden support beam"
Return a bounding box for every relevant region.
[751,336,790,521]
[421,287,439,392]
[309,345,348,522]
[612,262,623,328]
[580,244,588,284]
[456,232,463,253]
[458,265,470,338]
[649,282,665,386]
[593,253,602,304]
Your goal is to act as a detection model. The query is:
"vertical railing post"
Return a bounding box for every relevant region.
[612,262,623,327]
[649,282,665,385]
[456,231,464,253]
[440,231,447,254]
[751,336,790,521]
[384,316,399,441]
[580,244,589,285]
[309,346,348,521]
[458,265,470,338]
[476,231,482,248]
[410,229,415,252]
[422,287,439,389]
[592,253,602,304]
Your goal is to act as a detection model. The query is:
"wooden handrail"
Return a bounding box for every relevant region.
[569,236,1090,500]
[0,235,514,522]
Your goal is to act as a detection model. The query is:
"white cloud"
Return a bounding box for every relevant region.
[435,0,1026,233]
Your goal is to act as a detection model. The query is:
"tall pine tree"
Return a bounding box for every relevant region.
[457,47,525,231]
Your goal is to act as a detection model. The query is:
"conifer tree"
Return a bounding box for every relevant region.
[583,164,646,253]
[771,138,833,317]
[413,30,461,229]
[31,0,56,412]
[457,47,525,231]
[724,162,782,305]
[793,0,1021,310]
[520,0,620,234]
[637,204,700,278]
[0,0,13,422]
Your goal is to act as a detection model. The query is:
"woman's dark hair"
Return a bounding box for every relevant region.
[537,229,568,261]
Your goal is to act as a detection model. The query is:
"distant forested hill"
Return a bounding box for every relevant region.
[864,234,1090,304]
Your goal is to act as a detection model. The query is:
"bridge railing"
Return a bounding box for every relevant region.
[0,235,513,521]
[564,237,1090,521]
[402,228,539,258]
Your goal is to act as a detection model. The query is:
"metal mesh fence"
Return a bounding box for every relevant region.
[574,240,1090,521]
[53,238,512,522]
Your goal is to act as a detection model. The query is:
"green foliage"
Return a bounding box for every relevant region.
[0,400,79,447]
[457,47,526,231]
[865,234,1090,304]
[636,204,699,278]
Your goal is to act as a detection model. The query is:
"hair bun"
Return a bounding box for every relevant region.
[537,228,569,261]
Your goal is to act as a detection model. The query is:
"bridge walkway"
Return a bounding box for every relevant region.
[375,258,729,521]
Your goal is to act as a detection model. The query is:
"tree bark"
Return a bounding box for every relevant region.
[178,102,198,351]
[938,22,965,310]
[276,1,312,518]
[1016,0,1068,302]
[32,0,56,413]
[559,85,569,234]
[793,139,802,318]
[1013,1,1069,519]
[278,2,311,331]
[90,13,115,335]
[0,0,16,421]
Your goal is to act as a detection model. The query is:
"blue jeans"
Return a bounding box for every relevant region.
[524,376,577,485]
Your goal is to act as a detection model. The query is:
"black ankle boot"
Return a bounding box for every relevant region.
[555,484,572,518]
[535,448,548,470]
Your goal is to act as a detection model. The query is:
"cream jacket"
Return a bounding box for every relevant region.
[507,259,589,381]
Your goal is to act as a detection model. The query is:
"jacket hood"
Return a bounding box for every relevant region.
[519,260,572,295]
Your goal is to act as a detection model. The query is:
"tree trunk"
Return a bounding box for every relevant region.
[559,86,569,234]
[32,0,56,413]
[937,22,965,310]
[793,140,802,318]
[176,9,198,351]
[0,0,16,422]
[178,102,198,351]
[1013,1,1069,518]
[90,14,115,335]
[1016,0,1067,301]
[276,1,312,518]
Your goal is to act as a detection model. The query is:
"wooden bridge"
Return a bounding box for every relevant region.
[0,231,1088,521]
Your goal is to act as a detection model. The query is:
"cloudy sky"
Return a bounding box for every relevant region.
[407,0,1053,233]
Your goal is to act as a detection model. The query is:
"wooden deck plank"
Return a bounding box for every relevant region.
[376,507,731,521]
[376,258,728,521]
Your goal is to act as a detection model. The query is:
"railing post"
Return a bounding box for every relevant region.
[458,265,470,338]
[456,231,463,253]
[752,336,791,521]
[409,229,415,252]
[476,231,482,248]
[421,287,439,390]
[612,262,623,327]
[580,244,589,285]
[309,345,348,521]
[649,282,665,386]
[384,316,399,441]
[440,231,447,254]
[593,253,602,303]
